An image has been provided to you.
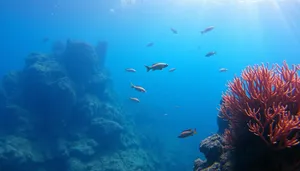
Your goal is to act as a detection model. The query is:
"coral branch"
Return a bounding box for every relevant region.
[219,61,300,150]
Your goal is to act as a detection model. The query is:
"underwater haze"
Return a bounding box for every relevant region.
[0,0,300,171]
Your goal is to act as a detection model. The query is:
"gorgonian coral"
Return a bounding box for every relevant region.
[220,61,300,150]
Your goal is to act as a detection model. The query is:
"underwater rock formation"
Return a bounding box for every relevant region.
[198,61,300,171]
[199,134,224,166]
[195,134,225,171]
[0,40,156,171]
[193,158,205,171]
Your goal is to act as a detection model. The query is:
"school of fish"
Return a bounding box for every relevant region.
[123,26,228,139]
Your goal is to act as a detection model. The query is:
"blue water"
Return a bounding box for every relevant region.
[1,0,300,169]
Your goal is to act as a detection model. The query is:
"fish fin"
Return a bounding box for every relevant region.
[182,129,192,132]
[145,65,151,72]
[130,82,134,88]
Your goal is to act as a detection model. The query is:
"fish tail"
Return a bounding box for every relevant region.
[145,65,151,72]
[194,128,197,134]
[130,82,134,88]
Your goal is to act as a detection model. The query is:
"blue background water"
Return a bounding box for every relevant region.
[1,0,300,165]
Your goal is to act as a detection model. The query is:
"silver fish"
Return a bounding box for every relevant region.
[130,83,146,92]
[169,68,176,72]
[145,63,168,72]
[126,68,136,73]
[219,68,228,72]
[130,97,140,102]
[201,26,215,34]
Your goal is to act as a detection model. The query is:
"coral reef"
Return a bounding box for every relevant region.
[0,40,156,171]
[197,61,300,171]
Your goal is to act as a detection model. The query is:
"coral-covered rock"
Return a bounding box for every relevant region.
[23,54,67,85]
[0,40,156,171]
[200,162,220,171]
[219,151,233,171]
[199,134,224,165]
[1,105,32,136]
[89,118,123,147]
[25,53,48,67]
[0,136,43,170]
[2,71,21,102]
[67,158,86,171]
[75,94,124,124]
[86,72,108,98]
[120,132,140,149]
[101,102,124,123]
[22,55,76,119]
[73,94,102,125]
[88,148,154,171]
[62,40,99,83]
[193,158,205,171]
[68,138,98,161]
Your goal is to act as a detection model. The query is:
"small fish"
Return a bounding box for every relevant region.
[130,83,146,93]
[146,42,154,47]
[170,27,178,34]
[219,68,228,72]
[145,63,168,72]
[205,51,216,57]
[201,26,215,34]
[125,68,136,73]
[178,128,197,138]
[130,97,140,102]
[169,68,176,72]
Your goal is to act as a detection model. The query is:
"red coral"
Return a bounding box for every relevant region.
[220,61,300,150]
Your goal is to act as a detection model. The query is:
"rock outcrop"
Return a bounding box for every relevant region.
[0,40,155,171]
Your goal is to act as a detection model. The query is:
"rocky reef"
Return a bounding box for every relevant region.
[0,40,156,171]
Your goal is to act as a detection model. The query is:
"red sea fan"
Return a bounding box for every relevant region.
[219,61,300,150]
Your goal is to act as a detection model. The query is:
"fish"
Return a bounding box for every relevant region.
[170,27,178,34]
[201,26,215,34]
[145,63,168,72]
[130,97,140,102]
[130,83,146,93]
[146,42,154,47]
[125,68,136,73]
[178,128,197,138]
[205,51,216,57]
[169,68,176,72]
[219,68,228,72]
